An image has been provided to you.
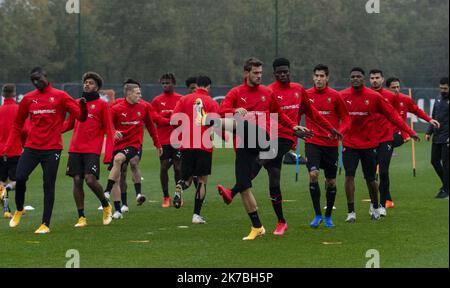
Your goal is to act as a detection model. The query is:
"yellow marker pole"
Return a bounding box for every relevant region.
[409,89,417,177]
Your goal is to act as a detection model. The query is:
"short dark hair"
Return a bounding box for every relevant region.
[244,57,263,72]
[160,73,176,85]
[272,58,290,71]
[440,77,449,85]
[123,78,141,87]
[314,64,329,76]
[185,77,197,88]
[2,84,16,97]
[196,75,212,88]
[351,67,365,75]
[386,77,400,88]
[82,72,103,89]
[30,66,47,76]
[369,69,384,77]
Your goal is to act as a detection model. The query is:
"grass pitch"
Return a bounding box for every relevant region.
[0,133,448,268]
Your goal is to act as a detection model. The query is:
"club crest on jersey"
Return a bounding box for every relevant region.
[400,102,404,107]
[49,97,55,103]
[365,100,370,106]
[90,104,96,110]
[295,92,299,99]
[327,98,332,103]
[261,96,266,102]
[137,112,142,117]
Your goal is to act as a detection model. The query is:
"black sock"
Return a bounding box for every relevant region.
[348,203,355,213]
[163,189,169,198]
[270,186,285,223]
[193,177,199,190]
[373,202,379,209]
[231,185,239,198]
[134,183,141,196]
[114,201,121,212]
[77,209,85,218]
[177,180,189,190]
[248,211,262,228]
[121,193,127,206]
[100,198,109,208]
[325,186,337,217]
[194,183,205,215]
[310,182,322,216]
[5,186,12,192]
[105,180,115,192]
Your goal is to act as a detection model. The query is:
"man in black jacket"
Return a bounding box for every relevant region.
[426,77,449,199]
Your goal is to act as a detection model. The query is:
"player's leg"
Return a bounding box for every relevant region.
[306,143,323,228]
[323,146,339,228]
[438,143,449,198]
[119,161,128,211]
[174,150,194,209]
[37,150,62,233]
[431,143,446,198]
[192,151,213,223]
[2,157,19,218]
[377,142,394,212]
[10,149,40,228]
[67,153,87,227]
[130,155,145,206]
[108,152,127,217]
[343,147,359,223]
[361,149,381,220]
[159,146,172,207]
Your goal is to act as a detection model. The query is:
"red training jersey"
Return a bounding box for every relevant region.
[151,92,183,145]
[340,86,416,149]
[306,86,350,147]
[2,83,87,153]
[268,81,335,146]
[372,88,401,144]
[111,99,161,151]
[171,88,220,153]
[63,98,114,163]
[0,98,25,157]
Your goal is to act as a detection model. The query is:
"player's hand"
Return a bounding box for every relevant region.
[430,119,440,129]
[425,134,431,142]
[235,108,248,117]
[411,134,421,142]
[2,155,7,162]
[158,148,163,157]
[293,126,314,140]
[80,97,87,105]
[329,128,343,140]
[115,131,123,140]
[404,137,411,143]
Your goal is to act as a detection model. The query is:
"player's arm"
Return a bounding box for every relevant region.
[219,89,239,117]
[170,97,185,126]
[2,97,30,155]
[102,104,115,164]
[335,94,351,136]
[144,108,162,150]
[63,93,88,122]
[62,112,76,133]
[406,97,440,128]
[149,100,171,127]
[426,100,438,141]
[377,95,419,141]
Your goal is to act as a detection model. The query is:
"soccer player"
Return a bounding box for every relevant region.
[62,72,113,228]
[217,57,311,240]
[104,81,162,219]
[0,84,22,219]
[386,77,440,206]
[2,67,88,234]
[340,67,419,223]
[170,75,220,223]
[218,58,338,236]
[152,73,183,208]
[185,76,198,94]
[426,77,449,199]
[306,64,350,228]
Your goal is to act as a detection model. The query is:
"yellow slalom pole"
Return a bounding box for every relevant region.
[409,89,417,177]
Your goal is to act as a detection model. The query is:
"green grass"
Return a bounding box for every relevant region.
[0,133,448,268]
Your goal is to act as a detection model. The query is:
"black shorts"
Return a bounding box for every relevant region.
[66,153,101,180]
[0,156,20,182]
[108,147,141,170]
[305,143,339,179]
[235,120,271,151]
[392,132,405,148]
[181,150,212,178]
[235,148,260,192]
[343,147,378,181]
[262,138,294,170]
[160,145,181,161]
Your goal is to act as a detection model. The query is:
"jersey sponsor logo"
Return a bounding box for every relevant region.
[31,109,57,115]
[281,104,300,110]
[121,121,140,125]
[319,111,332,115]
[161,109,173,113]
[349,112,369,116]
